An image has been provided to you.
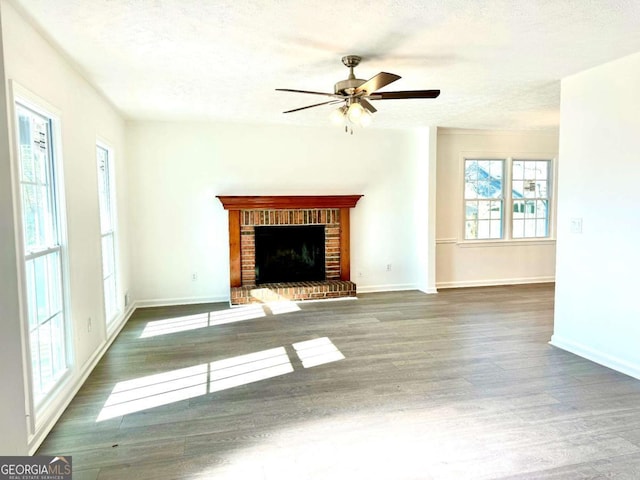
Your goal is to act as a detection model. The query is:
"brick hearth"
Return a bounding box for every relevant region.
[230,280,356,305]
[217,195,362,305]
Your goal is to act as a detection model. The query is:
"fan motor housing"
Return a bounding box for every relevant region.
[334,78,366,95]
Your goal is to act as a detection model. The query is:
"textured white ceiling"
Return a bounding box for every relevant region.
[9,0,640,130]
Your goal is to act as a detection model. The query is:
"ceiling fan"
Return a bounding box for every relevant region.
[276,55,440,133]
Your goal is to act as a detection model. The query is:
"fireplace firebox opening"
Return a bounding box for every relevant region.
[255,225,325,284]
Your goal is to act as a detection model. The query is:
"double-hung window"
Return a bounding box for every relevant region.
[464,158,553,241]
[464,159,504,240]
[97,144,119,325]
[15,100,69,406]
[511,160,551,238]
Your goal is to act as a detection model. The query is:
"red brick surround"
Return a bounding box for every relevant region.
[240,209,341,286]
[217,195,363,305]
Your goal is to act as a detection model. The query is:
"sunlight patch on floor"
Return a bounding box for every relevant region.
[210,347,293,392]
[139,305,266,338]
[266,300,302,315]
[98,335,344,422]
[292,337,345,368]
[97,347,295,422]
[96,364,209,421]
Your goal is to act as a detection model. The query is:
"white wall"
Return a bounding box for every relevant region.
[1,0,131,453]
[127,121,434,304]
[551,51,640,379]
[0,4,29,455]
[436,128,559,288]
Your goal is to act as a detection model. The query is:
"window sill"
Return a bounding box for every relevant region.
[456,238,556,248]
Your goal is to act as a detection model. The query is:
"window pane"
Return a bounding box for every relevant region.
[97,145,119,324]
[465,220,476,239]
[536,219,548,237]
[524,162,537,180]
[18,109,49,184]
[21,183,49,251]
[477,220,490,239]
[512,160,524,180]
[512,180,524,200]
[48,251,62,315]
[536,161,548,180]
[477,201,491,220]
[50,313,65,376]
[513,219,524,238]
[465,160,479,181]
[38,320,53,392]
[465,201,478,220]
[489,219,502,238]
[97,146,112,233]
[25,259,37,330]
[30,328,41,397]
[490,201,502,220]
[513,200,525,218]
[536,180,548,197]
[523,181,536,198]
[34,255,50,323]
[523,219,536,238]
[102,234,114,277]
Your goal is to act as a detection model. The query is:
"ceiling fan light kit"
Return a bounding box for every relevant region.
[276,55,440,134]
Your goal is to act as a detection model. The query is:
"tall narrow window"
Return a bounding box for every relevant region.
[97,144,119,324]
[464,159,504,240]
[16,102,68,405]
[512,160,551,238]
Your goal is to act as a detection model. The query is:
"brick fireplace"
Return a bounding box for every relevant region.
[217,195,363,305]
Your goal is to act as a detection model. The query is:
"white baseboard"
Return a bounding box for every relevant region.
[357,283,418,293]
[436,275,555,289]
[28,303,136,454]
[136,295,229,308]
[416,286,438,294]
[549,335,640,381]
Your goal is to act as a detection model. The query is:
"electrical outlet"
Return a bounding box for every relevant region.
[124,292,130,307]
[88,317,92,333]
[570,218,583,234]
[192,272,198,281]
[386,264,392,271]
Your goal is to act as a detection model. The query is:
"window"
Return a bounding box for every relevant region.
[464,159,504,240]
[16,101,69,405]
[464,158,553,241]
[97,144,119,324]
[511,160,551,238]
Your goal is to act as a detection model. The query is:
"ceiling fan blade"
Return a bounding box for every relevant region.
[283,99,344,114]
[369,90,441,100]
[360,98,377,114]
[355,72,401,95]
[276,88,343,99]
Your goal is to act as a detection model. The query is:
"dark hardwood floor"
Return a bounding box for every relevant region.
[38,284,640,479]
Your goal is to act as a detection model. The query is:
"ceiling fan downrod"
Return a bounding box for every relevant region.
[335,55,366,95]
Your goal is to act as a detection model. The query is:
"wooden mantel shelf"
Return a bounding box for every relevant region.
[217,195,363,210]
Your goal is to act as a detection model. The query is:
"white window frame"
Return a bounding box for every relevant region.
[510,159,553,239]
[10,82,72,430]
[96,141,120,326]
[459,154,557,246]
